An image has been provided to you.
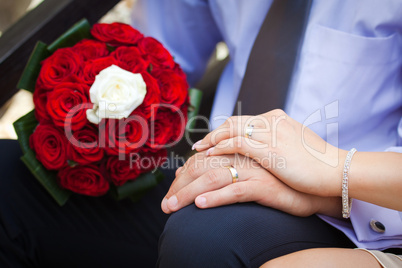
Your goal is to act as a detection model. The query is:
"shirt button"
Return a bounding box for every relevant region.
[370,219,386,233]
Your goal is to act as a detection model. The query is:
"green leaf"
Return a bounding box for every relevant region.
[17,42,50,92]
[13,110,38,154]
[187,88,203,131]
[113,169,165,201]
[47,18,92,53]
[13,110,71,206]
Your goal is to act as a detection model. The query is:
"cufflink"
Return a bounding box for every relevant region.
[370,219,385,233]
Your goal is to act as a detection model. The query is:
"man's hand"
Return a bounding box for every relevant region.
[161,152,340,218]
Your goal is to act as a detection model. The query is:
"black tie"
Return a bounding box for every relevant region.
[233,0,312,115]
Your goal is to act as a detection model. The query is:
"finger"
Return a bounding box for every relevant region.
[161,197,171,214]
[167,163,251,212]
[166,166,240,212]
[162,154,204,214]
[194,115,268,151]
[194,181,261,209]
[201,124,271,151]
[166,153,208,197]
[193,116,245,151]
[175,166,183,177]
[205,129,271,154]
[194,179,296,214]
[196,109,285,152]
[162,172,186,213]
[168,153,232,197]
[162,154,236,213]
[196,109,286,151]
[207,136,270,166]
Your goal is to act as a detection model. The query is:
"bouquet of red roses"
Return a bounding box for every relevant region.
[13,19,201,205]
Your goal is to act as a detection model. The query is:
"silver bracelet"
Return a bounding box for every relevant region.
[342,148,357,218]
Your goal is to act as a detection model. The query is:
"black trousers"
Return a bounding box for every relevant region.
[0,139,172,267]
[158,203,355,267]
[0,139,355,267]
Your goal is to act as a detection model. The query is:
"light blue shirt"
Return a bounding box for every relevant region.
[132,0,402,250]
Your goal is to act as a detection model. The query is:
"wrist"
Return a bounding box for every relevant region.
[327,148,348,197]
[340,148,357,218]
[315,196,343,218]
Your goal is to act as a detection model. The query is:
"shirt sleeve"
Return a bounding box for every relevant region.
[385,117,402,153]
[131,0,223,86]
[319,117,402,250]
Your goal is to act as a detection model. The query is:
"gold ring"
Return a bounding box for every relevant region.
[245,124,254,139]
[226,165,239,183]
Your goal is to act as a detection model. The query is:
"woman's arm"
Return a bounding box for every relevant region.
[348,151,402,211]
[193,109,402,212]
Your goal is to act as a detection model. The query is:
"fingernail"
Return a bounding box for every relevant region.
[206,147,214,156]
[192,140,202,150]
[167,195,178,209]
[196,196,207,207]
[161,197,169,213]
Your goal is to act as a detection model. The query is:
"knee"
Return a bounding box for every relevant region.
[157,204,245,267]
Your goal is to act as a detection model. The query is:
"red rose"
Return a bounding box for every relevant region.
[135,72,161,119]
[67,125,104,165]
[91,22,144,46]
[111,46,149,73]
[33,83,51,122]
[38,48,83,90]
[153,69,189,108]
[58,165,109,196]
[138,149,168,173]
[73,39,110,61]
[105,156,141,186]
[172,63,188,81]
[80,56,119,85]
[29,124,68,170]
[46,82,90,131]
[100,113,148,156]
[146,108,186,149]
[137,37,175,69]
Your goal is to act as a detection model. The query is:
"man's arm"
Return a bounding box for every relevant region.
[131,0,223,86]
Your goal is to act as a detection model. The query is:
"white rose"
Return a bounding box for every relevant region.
[86,65,147,124]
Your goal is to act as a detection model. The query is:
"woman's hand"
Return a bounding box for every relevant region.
[193,109,347,198]
[161,152,341,218]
